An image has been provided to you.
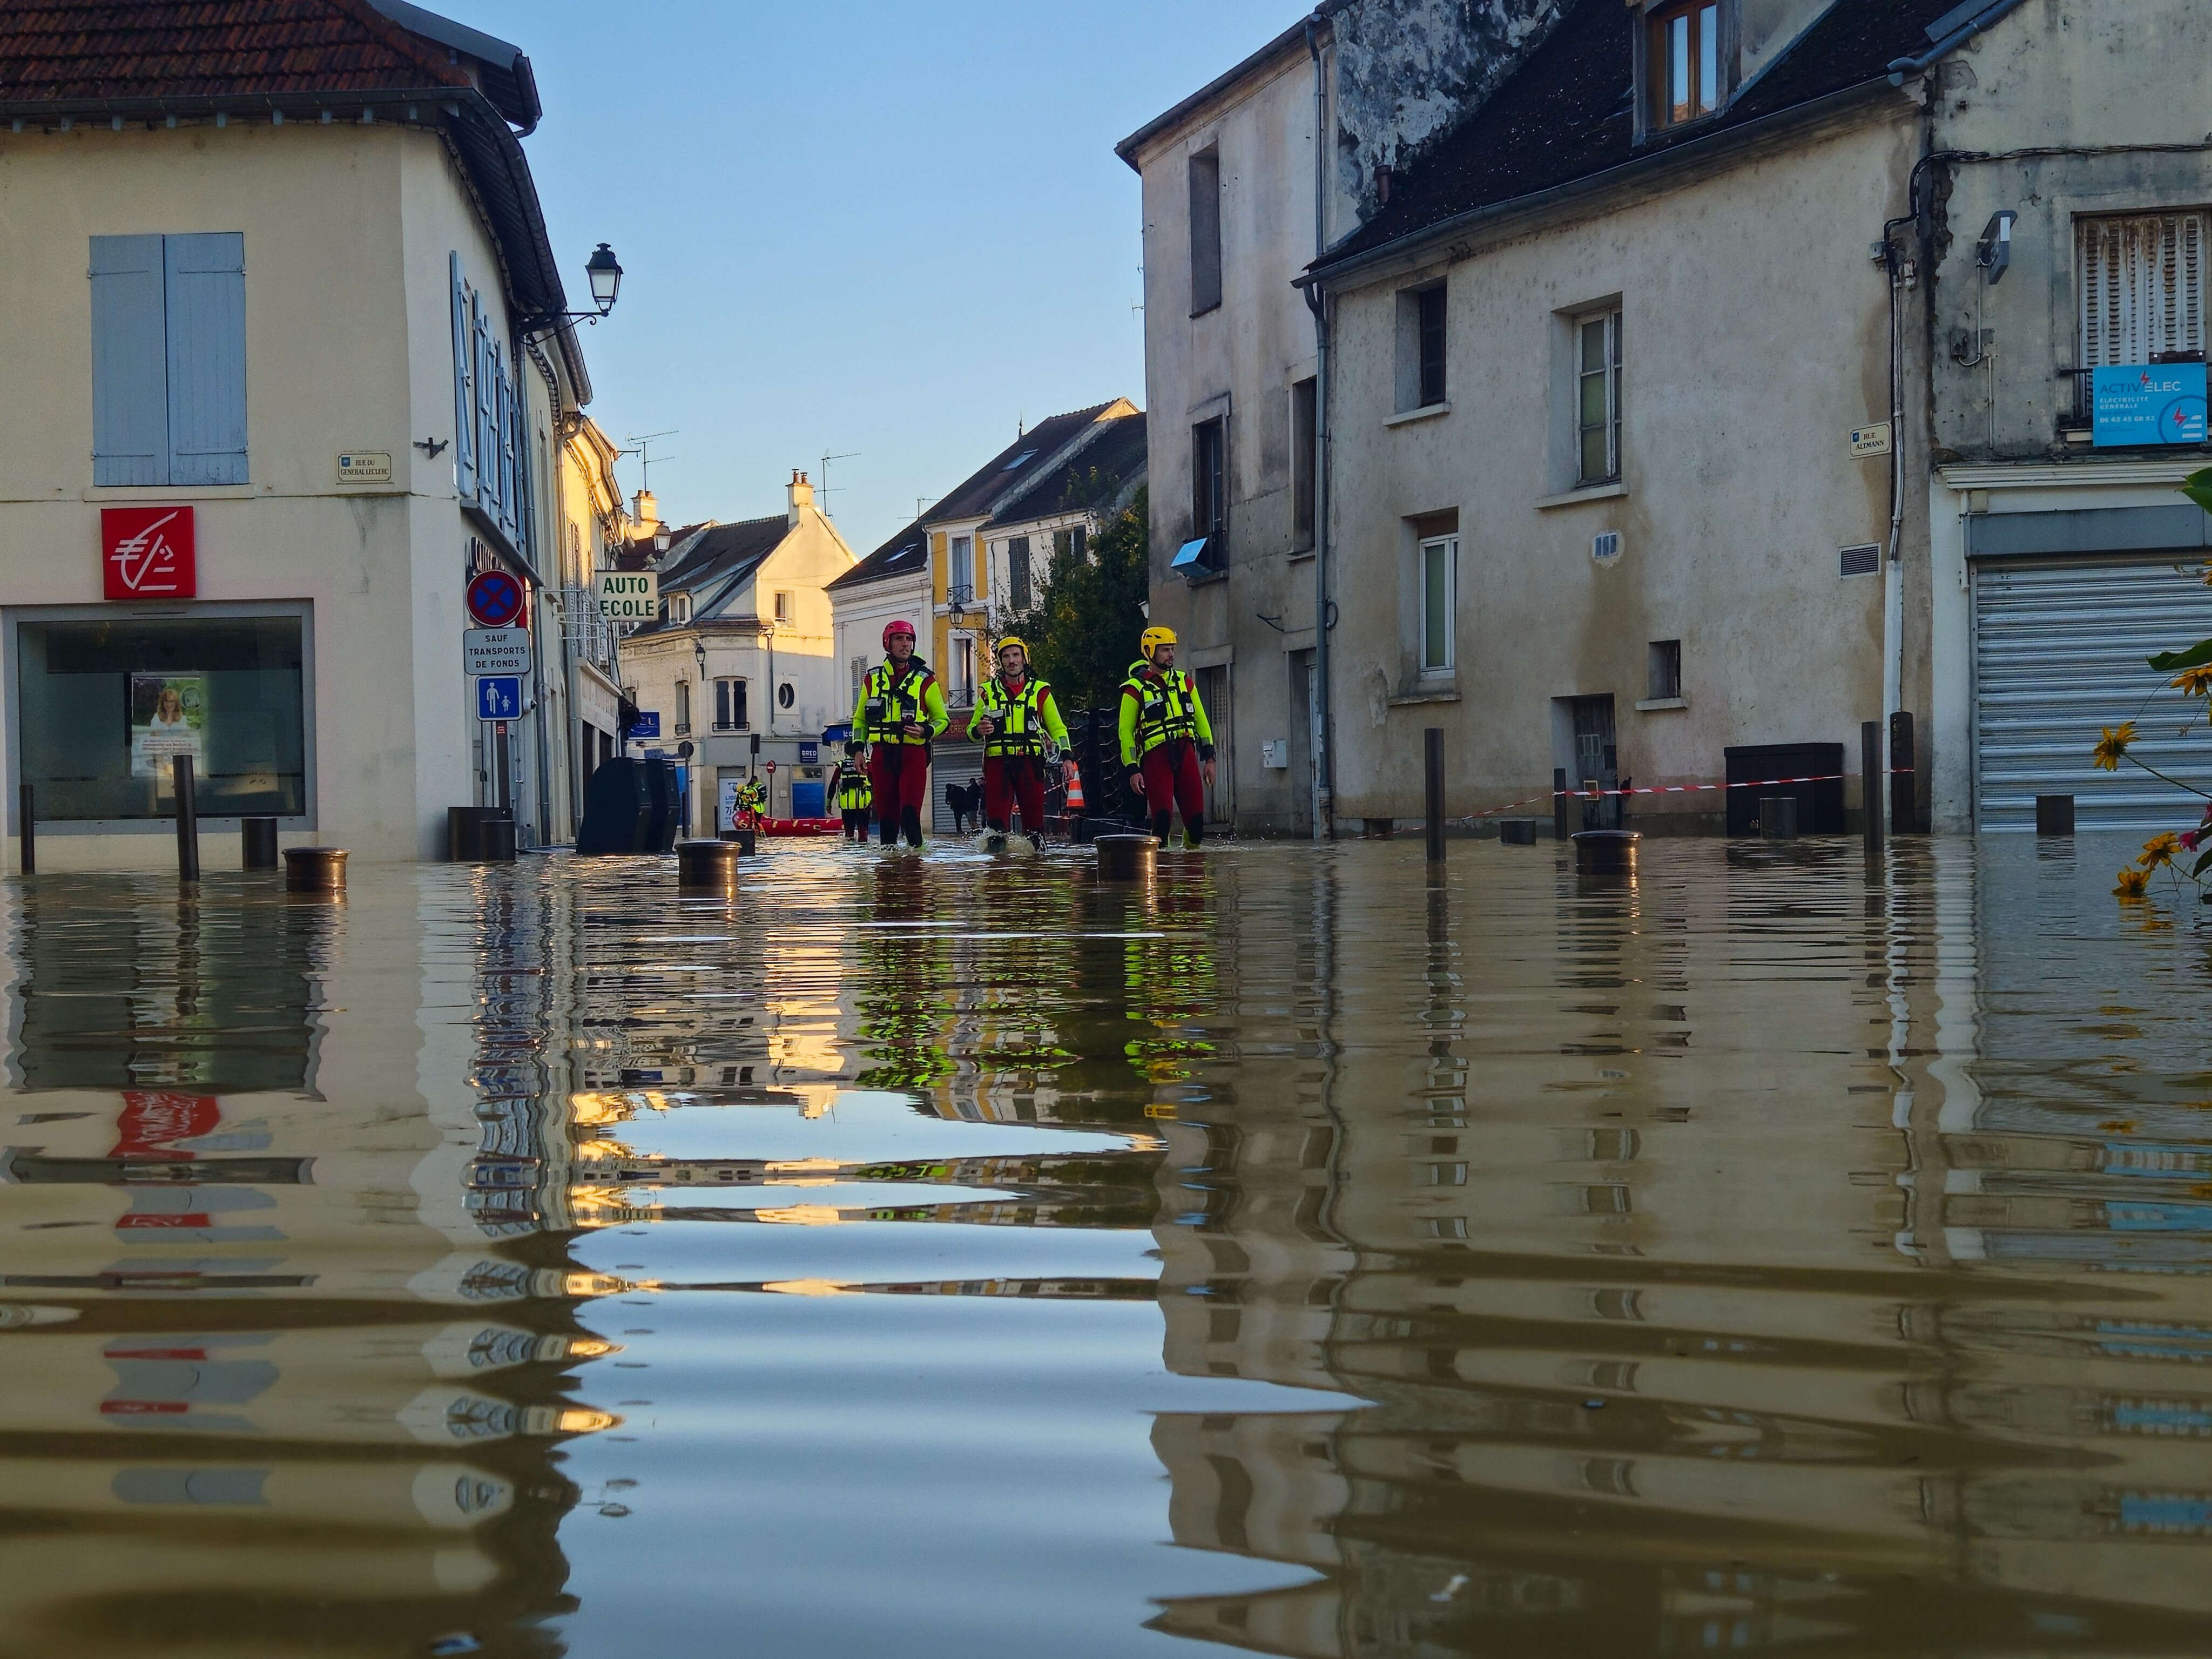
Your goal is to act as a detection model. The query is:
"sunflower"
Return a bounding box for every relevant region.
[2093,721,2139,771]
[2177,666,2212,697]
[2141,831,2182,870]
[2115,867,2152,900]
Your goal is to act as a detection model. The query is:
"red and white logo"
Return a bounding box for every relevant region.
[101,506,197,599]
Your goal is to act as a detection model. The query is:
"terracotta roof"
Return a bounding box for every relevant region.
[0,0,470,105]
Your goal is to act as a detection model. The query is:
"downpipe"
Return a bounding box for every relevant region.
[1306,19,1334,842]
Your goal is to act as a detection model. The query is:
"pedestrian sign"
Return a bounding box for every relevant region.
[466,570,525,629]
[476,676,523,720]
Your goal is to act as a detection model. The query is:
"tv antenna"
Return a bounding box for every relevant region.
[818,451,860,516]
[623,429,679,493]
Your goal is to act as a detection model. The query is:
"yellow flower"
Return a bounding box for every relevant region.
[2093,721,2139,771]
[2115,867,2152,900]
[2140,831,2182,870]
[2176,665,2212,696]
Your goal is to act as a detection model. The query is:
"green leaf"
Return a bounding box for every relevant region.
[2186,469,2212,516]
[2191,845,2212,879]
[2149,637,2212,673]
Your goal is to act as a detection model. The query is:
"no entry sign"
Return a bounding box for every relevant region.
[467,569,524,629]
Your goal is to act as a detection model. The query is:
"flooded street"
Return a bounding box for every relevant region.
[5,834,2212,1656]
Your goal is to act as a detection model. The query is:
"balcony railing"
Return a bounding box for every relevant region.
[946,583,975,610]
[558,585,618,672]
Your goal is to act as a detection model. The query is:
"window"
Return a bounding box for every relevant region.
[777,682,796,710]
[953,636,975,705]
[1008,536,1033,611]
[1647,639,1682,700]
[448,254,529,546]
[1052,524,1088,563]
[1394,282,1448,411]
[675,679,692,736]
[948,536,974,607]
[1292,377,1319,548]
[665,592,692,624]
[1577,310,1623,486]
[15,613,305,821]
[849,656,867,712]
[1647,1,1723,130]
[2079,212,2208,382]
[1420,536,1457,674]
[90,233,247,487]
[1193,417,1228,568]
[773,590,792,622]
[1189,147,1223,315]
[1419,286,1448,406]
[716,678,748,731]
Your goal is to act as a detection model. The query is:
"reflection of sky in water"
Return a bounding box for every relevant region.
[5,836,2212,1654]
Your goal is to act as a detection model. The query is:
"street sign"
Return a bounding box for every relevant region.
[1849,421,1893,458]
[764,761,777,775]
[463,628,533,675]
[596,570,659,622]
[626,710,661,739]
[336,451,393,484]
[476,676,522,720]
[467,570,525,628]
[799,741,819,765]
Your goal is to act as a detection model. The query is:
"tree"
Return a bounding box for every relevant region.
[1000,479,1150,716]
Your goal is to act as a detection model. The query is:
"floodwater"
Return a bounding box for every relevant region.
[3,834,2212,1656]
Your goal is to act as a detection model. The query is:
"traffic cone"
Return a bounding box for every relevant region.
[1064,762,1086,813]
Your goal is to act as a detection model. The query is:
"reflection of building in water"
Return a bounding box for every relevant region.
[1147,847,2212,1655]
[0,873,617,1656]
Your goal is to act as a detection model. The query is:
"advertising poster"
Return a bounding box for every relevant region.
[2093,362,2209,446]
[130,674,207,781]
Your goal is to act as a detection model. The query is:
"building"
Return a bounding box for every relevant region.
[828,519,933,739]
[618,473,855,831]
[0,0,609,865]
[552,415,630,835]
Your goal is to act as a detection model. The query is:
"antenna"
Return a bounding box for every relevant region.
[818,451,859,515]
[622,429,679,494]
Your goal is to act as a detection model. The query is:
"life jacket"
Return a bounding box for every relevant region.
[1122,662,1201,753]
[974,674,1054,758]
[860,658,936,745]
[835,767,873,810]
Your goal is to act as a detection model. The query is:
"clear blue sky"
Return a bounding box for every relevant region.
[456,0,1311,557]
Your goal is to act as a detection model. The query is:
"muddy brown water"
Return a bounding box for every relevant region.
[1,835,2209,1656]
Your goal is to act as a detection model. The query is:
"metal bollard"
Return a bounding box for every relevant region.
[18,784,32,875]
[1862,720,1883,854]
[1094,833,1156,883]
[241,817,279,869]
[718,828,758,855]
[284,847,348,893]
[1571,829,1640,875]
[1758,796,1799,840]
[173,755,200,881]
[677,838,742,893]
[1499,819,1537,846]
[1424,728,1446,864]
[2035,794,2075,836]
[480,817,518,863]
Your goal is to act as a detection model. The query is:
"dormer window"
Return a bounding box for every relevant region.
[1645,1,1724,131]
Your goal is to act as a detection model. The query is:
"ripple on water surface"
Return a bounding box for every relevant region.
[2,834,2212,1655]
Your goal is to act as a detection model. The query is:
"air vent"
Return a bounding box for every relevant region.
[1840,544,1880,578]
[1591,531,1623,565]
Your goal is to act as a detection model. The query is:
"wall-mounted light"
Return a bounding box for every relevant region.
[1977,211,2017,285]
[585,243,623,315]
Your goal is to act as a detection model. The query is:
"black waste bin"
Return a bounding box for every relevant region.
[577,758,682,855]
[448,805,515,862]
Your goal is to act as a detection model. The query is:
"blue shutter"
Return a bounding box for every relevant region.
[472,296,495,511]
[163,232,248,485]
[449,253,476,500]
[89,235,170,485]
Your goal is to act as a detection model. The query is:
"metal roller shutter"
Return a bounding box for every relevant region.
[1974,555,2212,831]
[930,740,983,835]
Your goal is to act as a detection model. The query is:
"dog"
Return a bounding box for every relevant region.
[947,779,983,835]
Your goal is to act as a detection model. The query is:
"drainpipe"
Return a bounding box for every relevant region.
[1305,16,1335,842]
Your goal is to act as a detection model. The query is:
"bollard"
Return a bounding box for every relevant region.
[1499,818,1537,846]
[241,817,279,870]
[2035,794,2075,837]
[1094,833,1156,883]
[1571,829,1640,875]
[480,817,518,863]
[1861,720,1883,854]
[1424,727,1446,864]
[718,828,758,855]
[173,755,200,881]
[284,847,348,893]
[1758,796,1799,840]
[18,784,32,875]
[676,838,742,893]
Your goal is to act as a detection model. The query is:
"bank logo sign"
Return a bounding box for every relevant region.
[101,506,197,599]
[597,570,659,623]
[2094,363,2209,447]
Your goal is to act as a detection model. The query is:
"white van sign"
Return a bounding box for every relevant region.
[596,571,659,622]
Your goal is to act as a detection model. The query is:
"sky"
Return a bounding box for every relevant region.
[454,0,1312,558]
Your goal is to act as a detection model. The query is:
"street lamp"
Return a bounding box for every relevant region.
[585,243,623,315]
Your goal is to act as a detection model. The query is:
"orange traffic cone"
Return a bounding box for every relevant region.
[1064,762,1086,813]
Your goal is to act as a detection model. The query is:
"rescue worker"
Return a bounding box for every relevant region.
[851,619,948,847]
[831,743,873,841]
[1118,625,1215,848]
[969,635,1069,845]
[734,773,767,829]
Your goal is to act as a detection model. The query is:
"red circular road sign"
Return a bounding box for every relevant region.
[466,570,524,629]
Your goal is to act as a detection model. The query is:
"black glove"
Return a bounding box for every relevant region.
[1198,743,1217,762]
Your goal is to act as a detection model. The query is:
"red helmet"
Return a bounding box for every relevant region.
[882,619,917,648]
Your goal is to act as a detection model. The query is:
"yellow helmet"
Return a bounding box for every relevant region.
[995,635,1029,658]
[1140,625,1177,660]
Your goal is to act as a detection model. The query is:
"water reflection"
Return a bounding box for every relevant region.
[2,837,2211,1654]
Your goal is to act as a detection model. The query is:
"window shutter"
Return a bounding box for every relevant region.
[163,232,247,485]
[472,294,495,509]
[89,235,171,485]
[2080,213,2208,366]
[450,254,477,499]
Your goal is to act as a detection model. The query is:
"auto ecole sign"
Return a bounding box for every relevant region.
[596,570,658,623]
[102,507,196,599]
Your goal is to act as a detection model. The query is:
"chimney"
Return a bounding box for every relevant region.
[787,469,814,527]
[632,488,660,538]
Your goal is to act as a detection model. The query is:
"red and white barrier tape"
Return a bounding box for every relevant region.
[1454,773,1853,822]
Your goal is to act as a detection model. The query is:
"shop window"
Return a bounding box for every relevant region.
[16,614,305,821]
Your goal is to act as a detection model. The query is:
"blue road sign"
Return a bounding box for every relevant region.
[476,676,522,720]
[626,710,661,739]
[466,569,525,629]
[799,741,820,765]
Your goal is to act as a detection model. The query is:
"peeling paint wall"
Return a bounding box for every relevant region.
[1331,0,1570,219]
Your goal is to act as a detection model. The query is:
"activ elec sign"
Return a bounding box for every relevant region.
[595,570,659,623]
[2094,363,2209,446]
